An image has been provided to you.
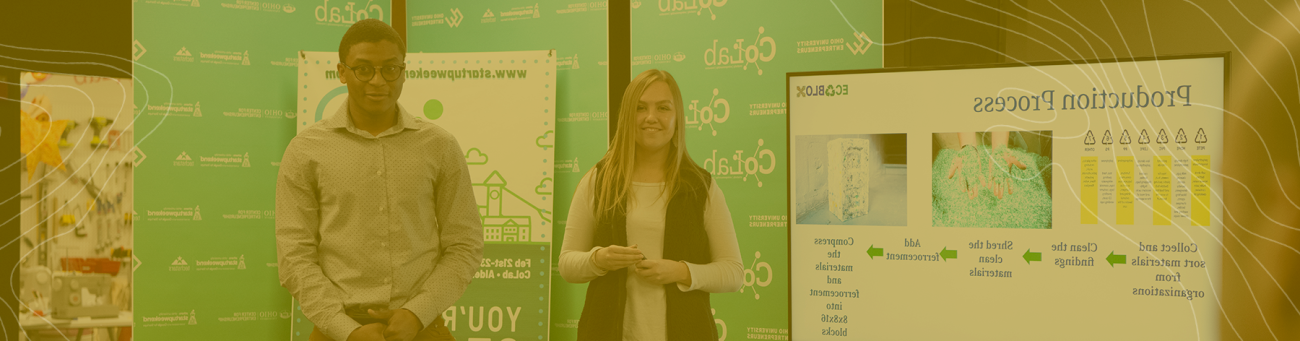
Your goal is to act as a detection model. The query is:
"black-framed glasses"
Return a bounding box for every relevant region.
[341,62,406,82]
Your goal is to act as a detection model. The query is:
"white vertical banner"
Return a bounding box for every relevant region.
[295,50,556,341]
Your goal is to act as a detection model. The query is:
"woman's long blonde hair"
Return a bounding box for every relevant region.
[591,69,708,222]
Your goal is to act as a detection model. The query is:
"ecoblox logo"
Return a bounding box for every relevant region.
[704,27,775,75]
[795,84,849,98]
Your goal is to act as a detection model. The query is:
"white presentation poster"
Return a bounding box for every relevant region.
[788,56,1224,340]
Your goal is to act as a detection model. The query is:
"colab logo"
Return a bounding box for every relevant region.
[741,251,773,299]
[687,88,729,136]
[659,0,727,20]
[446,8,465,27]
[795,84,848,98]
[704,27,775,75]
[847,31,873,55]
[713,309,728,340]
[672,52,686,62]
[631,0,642,9]
[703,139,776,187]
[283,4,296,13]
[315,0,385,24]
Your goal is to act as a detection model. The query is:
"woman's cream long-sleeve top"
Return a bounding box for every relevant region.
[559,172,744,341]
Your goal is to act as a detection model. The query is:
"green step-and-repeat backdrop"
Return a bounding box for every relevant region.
[130,1,881,339]
[132,0,389,340]
[631,1,883,339]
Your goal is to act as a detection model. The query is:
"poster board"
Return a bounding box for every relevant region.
[788,55,1225,340]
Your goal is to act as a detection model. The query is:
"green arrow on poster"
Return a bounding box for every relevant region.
[1023,249,1042,264]
[940,247,958,261]
[867,245,883,259]
[1106,251,1127,267]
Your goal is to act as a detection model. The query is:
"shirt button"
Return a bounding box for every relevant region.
[377,170,383,176]
[381,242,388,248]
[384,277,391,284]
[379,206,385,212]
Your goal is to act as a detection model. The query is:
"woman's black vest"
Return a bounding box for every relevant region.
[577,163,716,341]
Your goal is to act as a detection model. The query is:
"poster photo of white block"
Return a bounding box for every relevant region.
[828,138,870,221]
[794,134,907,226]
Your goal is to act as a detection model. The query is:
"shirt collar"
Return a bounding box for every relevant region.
[323,97,422,133]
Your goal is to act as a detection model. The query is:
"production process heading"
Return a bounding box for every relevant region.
[972,85,1194,112]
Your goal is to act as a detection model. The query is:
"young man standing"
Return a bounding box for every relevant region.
[276,19,483,341]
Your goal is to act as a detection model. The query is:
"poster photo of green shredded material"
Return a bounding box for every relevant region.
[931,131,1053,229]
[795,134,907,226]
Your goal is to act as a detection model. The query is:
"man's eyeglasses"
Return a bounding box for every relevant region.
[341,62,406,82]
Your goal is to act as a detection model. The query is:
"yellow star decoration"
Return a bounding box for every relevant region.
[20,107,69,180]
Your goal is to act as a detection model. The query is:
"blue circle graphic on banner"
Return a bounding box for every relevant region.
[315,86,350,122]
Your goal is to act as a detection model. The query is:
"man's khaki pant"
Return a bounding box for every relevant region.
[309,316,454,341]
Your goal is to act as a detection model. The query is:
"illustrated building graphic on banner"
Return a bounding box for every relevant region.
[475,168,551,242]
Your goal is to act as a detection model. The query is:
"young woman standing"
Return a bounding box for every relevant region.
[559,69,743,341]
